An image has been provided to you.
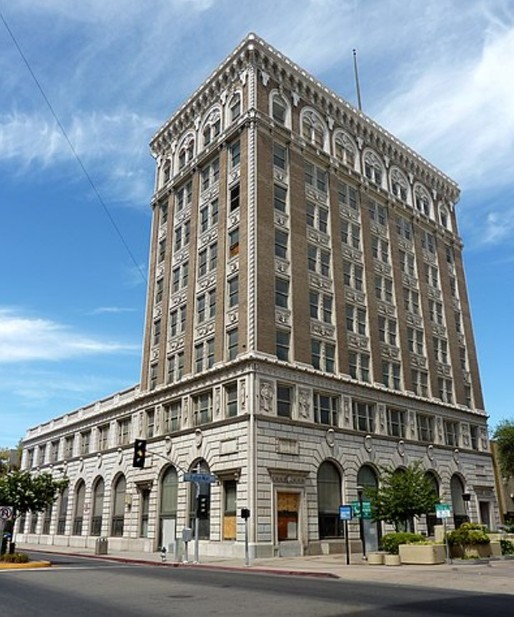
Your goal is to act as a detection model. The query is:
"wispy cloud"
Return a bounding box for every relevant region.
[0,308,138,363]
[88,306,137,315]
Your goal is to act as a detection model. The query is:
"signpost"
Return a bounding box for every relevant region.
[0,506,13,555]
[182,470,217,563]
[436,503,453,564]
[339,505,353,565]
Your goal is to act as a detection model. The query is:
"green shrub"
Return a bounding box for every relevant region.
[500,538,514,555]
[446,522,490,547]
[0,552,30,563]
[381,532,425,555]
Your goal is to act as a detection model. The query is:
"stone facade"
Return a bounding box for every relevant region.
[18,34,498,558]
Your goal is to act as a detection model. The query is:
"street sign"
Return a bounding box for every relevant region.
[435,503,452,519]
[0,506,13,521]
[339,505,353,521]
[351,500,372,519]
[183,472,217,484]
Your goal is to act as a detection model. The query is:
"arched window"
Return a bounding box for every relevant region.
[424,471,440,536]
[390,168,409,202]
[357,465,381,552]
[178,134,195,170]
[91,477,104,536]
[189,459,211,540]
[271,93,289,126]
[202,109,221,147]
[111,474,126,537]
[57,486,69,535]
[229,92,241,123]
[159,466,178,547]
[317,461,342,539]
[334,132,356,169]
[42,503,52,535]
[451,474,468,528]
[73,480,86,535]
[364,151,384,187]
[301,110,326,149]
[414,185,431,217]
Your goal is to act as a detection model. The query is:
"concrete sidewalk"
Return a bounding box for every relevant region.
[16,543,514,596]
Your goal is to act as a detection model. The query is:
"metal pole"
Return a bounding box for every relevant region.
[352,49,363,112]
[244,517,250,567]
[344,520,350,565]
[194,481,200,564]
[357,486,366,559]
[444,518,452,565]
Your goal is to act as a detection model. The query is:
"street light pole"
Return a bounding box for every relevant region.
[357,485,366,560]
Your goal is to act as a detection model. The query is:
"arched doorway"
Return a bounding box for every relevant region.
[424,471,440,536]
[357,464,381,552]
[159,466,178,551]
[111,474,126,537]
[91,477,104,536]
[317,461,342,539]
[73,480,86,535]
[188,460,211,540]
[451,474,467,528]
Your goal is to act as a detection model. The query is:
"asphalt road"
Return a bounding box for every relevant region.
[0,551,512,617]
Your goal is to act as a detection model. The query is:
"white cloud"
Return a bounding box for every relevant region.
[0,308,137,363]
[89,306,137,315]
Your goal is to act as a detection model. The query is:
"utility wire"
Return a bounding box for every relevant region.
[0,8,147,285]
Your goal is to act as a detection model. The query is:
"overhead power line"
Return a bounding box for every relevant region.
[0,8,147,285]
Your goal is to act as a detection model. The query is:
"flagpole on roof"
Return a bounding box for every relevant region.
[353,48,363,112]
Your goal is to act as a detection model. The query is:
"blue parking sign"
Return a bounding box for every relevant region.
[339,505,353,521]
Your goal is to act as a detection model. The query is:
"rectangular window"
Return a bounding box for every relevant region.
[396,216,412,240]
[174,220,190,253]
[444,420,459,446]
[149,363,158,389]
[417,414,434,442]
[305,161,327,193]
[276,329,290,361]
[407,327,424,355]
[98,425,109,451]
[200,198,219,233]
[229,226,240,257]
[274,184,287,213]
[155,278,164,304]
[411,369,428,397]
[198,243,217,277]
[277,384,292,418]
[422,231,436,254]
[387,408,406,438]
[230,140,240,168]
[306,202,329,233]
[80,431,91,456]
[374,275,393,303]
[429,300,444,325]
[382,361,401,390]
[352,401,375,432]
[399,250,416,277]
[470,425,479,450]
[378,316,397,346]
[433,337,449,364]
[273,143,287,170]
[275,228,288,259]
[346,305,367,335]
[307,245,330,277]
[163,401,181,433]
[158,239,166,263]
[145,409,155,439]
[439,378,453,403]
[227,329,238,360]
[193,392,213,426]
[425,264,439,288]
[225,383,238,418]
[117,418,131,446]
[64,436,74,459]
[343,261,364,291]
[368,201,387,225]
[230,184,240,212]
[313,393,338,426]
[50,440,59,463]
[176,181,192,211]
[201,158,220,191]
[348,351,370,382]
[275,278,289,308]
[371,235,389,263]
[338,181,358,210]
[153,319,161,346]
[171,262,188,293]
[228,276,239,308]
[311,339,335,373]
[403,288,420,315]
[341,219,361,249]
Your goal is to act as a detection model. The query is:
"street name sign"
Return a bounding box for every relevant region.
[182,472,217,484]
[435,503,452,519]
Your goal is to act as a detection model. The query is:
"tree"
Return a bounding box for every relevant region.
[493,420,514,478]
[366,462,439,532]
[0,470,68,521]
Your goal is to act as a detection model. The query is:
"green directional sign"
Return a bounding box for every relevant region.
[351,500,372,520]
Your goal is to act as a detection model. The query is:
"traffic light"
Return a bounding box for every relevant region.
[132,439,147,468]
[196,494,210,519]
[240,508,251,520]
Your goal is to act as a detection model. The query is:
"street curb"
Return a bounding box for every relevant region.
[26,549,339,579]
[0,560,51,570]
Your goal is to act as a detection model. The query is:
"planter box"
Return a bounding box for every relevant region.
[450,543,491,559]
[399,543,446,565]
[384,554,401,566]
[368,552,385,566]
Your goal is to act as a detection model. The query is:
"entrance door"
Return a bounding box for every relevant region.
[277,492,299,541]
[479,501,491,529]
[161,518,176,553]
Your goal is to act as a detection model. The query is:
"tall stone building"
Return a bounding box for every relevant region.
[18,34,497,557]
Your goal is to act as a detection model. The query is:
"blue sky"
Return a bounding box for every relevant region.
[1,0,513,447]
